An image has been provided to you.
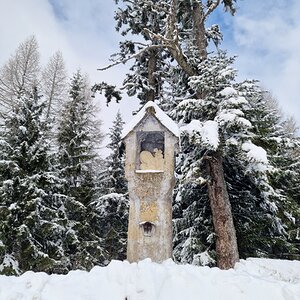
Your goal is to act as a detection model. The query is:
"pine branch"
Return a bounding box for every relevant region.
[97,44,163,71]
[203,0,221,21]
[144,27,195,76]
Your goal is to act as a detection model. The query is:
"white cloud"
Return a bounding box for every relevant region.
[0,0,73,65]
[0,0,139,156]
[228,0,300,125]
[1,0,298,153]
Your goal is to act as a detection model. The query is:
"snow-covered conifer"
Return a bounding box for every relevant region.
[95,112,128,262]
[94,0,170,105]
[100,111,127,194]
[89,193,128,263]
[0,88,70,275]
[56,71,105,270]
[100,0,299,268]
[173,56,299,264]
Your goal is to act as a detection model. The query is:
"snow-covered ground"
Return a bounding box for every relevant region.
[0,258,299,300]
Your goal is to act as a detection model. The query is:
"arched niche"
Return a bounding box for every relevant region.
[136,131,165,171]
[139,221,155,237]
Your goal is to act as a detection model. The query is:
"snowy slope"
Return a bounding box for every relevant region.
[0,258,299,300]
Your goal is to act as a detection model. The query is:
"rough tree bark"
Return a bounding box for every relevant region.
[146,49,157,102]
[192,1,208,60]
[205,151,239,269]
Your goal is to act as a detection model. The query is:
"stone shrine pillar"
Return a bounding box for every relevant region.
[122,101,179,263]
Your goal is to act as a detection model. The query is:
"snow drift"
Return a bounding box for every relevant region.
[0,258,299,300]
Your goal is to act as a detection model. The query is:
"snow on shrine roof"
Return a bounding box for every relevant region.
[121,101,179,139]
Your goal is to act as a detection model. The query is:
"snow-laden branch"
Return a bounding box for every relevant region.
[143,28,195,76]
[97,44,163,71]
[181,120,219,150]
[203,0,221,21]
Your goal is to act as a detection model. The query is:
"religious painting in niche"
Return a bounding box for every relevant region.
[137,132,165,171]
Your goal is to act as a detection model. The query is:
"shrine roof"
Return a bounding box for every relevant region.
[121,101,179,139]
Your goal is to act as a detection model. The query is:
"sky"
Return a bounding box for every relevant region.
[0,0,299,150]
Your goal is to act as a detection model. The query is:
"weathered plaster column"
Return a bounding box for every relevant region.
[122,101,178,262]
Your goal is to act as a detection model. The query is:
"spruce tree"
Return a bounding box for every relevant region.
[99,0,300,267]
[244,90,300,257]
[173,64,299,264]
[89,193,128,263]
[98,0,241,269]
[94,1,169,105]
[57,71,105,270]
[93,111,128,262]
[99,111,127,194]
[0,88,70,275]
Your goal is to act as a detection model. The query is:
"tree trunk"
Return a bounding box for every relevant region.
[190,0,239,269]
[192,1,208,60]
[192,1,208,99]
[146,49,157,102]
[205,151,239,269]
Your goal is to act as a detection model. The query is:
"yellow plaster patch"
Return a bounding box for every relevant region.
[140,201,158,222]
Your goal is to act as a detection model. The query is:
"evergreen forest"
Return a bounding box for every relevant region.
[0,0,299,275]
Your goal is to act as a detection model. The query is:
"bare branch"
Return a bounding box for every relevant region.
[42,51,67,118]
[0,35,40,112]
